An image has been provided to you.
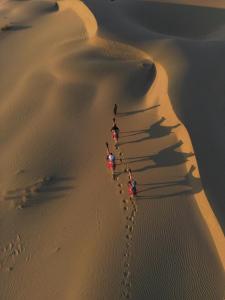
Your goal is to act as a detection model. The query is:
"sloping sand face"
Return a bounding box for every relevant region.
[118,1,225,39]
[0,0,224,299]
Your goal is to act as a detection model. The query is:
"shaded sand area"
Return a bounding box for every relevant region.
[0,0,224,299]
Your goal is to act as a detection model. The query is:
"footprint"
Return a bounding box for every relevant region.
[126,216,134,221]
[133,205,138,212]
[123,270,130,278]
[126,282,131,288]
[15,169,25,175]
[126,225,133,232]
[131,211,136,217]
[121,279,127,286]
[124,252,130,258]
[123,206,128,211]
[122,290,131,298]
[30,186,38,194]
[126,234,132,240]
[126,242,130,248]
[130,216,135,223]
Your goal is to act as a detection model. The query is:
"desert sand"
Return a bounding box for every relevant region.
[0,0,224,299]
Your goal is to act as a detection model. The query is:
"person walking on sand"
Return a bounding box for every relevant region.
[127,168,137,198]
[111,118,120,149]
[105,142,116,179]
[113,104,118,116]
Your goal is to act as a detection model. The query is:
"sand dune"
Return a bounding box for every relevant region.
[0,0,224,299]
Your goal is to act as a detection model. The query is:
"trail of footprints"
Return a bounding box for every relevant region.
[0,234,24,272]
[114,148,138,299]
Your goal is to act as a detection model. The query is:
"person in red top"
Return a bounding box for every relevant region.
[106,142,116,179]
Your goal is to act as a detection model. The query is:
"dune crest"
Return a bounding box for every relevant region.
[148,62,225,269]
[58,0,98,38]
[0,0,224,299]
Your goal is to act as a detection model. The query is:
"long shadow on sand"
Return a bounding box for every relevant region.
[118,104,160,117]
[137,165,202,199]
[4,176,75,207]
[124,140,193,173]
[1,24,31,32]
[120,117,180,143]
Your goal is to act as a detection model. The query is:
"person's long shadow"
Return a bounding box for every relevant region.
[137,165,202,199]
[149,117,181,138]
[118,104,160,117]
[124,140,194,173]
[120,117,180,142]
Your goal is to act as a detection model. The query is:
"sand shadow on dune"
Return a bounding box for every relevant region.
[125,2,225,40]
[118,104,160,117]
[4,176,75,207]
[1,24,31,32]
[120,117,180,143]
[124,140,193,173]
[85,0,225,42]
[45,2,59,13]
[137,165,202,199]
[125,62,156,99]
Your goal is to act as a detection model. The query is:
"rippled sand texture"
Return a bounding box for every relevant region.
[0,0,224,299]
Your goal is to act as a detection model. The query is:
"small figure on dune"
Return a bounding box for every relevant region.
[127,168,137,198]
[111,118,120,149]
[106,142,116,180]
[113,104,118,116]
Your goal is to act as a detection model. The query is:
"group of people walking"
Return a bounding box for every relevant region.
[105,104,137,198]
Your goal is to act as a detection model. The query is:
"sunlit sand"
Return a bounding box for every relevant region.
[0,0,224,299]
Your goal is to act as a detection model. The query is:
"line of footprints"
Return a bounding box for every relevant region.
[114,148,138,299]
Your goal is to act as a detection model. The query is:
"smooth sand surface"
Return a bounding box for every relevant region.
[0,0,224,299]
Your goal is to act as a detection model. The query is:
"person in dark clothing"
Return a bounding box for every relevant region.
[111,118,120,149]
[113,104,118,116]
[128,168,137,197]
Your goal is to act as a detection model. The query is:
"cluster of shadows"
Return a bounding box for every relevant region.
[1,24,31,32]
[116,108,202,199]
[4,176,74,207]
[120,116,181,144]
[1,2,59,33]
